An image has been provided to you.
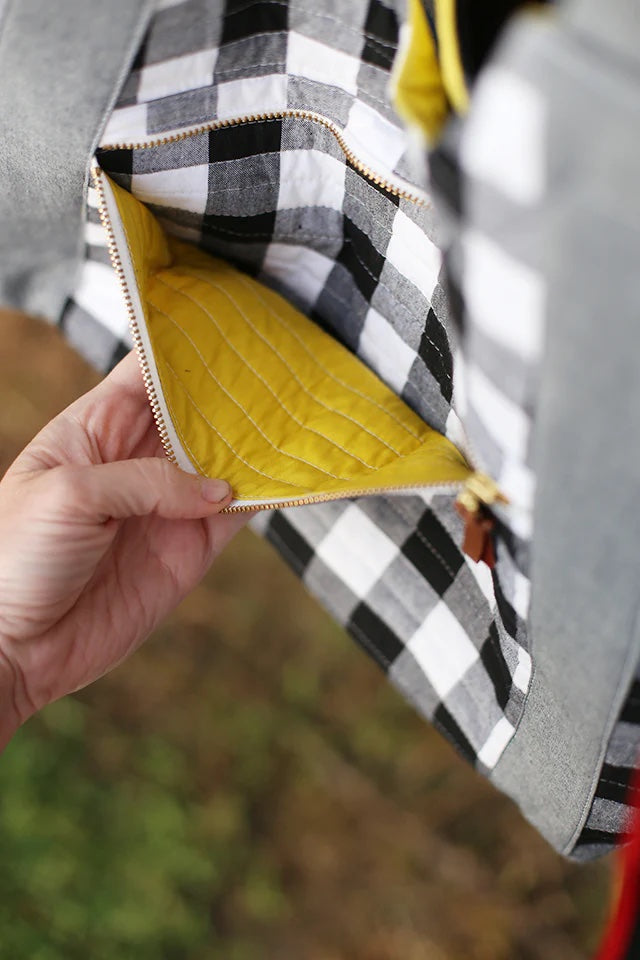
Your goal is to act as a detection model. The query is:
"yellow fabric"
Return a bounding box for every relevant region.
[392,0,450,142]
[393,0,468,142]
[435,0,469,115]
[109,176,472,503]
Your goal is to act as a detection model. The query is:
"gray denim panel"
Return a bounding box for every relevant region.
[566,0,640,68]
[490,8,640,855]
[0,0,9,33]
[0,0,153,321]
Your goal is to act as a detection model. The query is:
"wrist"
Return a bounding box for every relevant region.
[0,642,30,752]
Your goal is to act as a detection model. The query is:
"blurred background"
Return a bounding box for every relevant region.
[0,311,612,960]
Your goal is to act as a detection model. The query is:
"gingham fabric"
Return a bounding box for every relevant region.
[58,0,639,857]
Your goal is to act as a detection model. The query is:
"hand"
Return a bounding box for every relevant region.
[0,351,248,749]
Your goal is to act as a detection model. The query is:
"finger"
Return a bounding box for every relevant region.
[34,350,149,435]
[202,509,252,561]
[61,458,233,521]
[6,353,154,480]
[103,349,149,398]
[69,349,148,415]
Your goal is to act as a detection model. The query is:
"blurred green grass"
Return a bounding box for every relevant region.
[0,313,612,960]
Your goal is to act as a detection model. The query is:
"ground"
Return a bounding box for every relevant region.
[0,311,612,960]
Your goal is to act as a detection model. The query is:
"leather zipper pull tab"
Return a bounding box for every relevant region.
[455,502,497,567]
[455,472,508,569]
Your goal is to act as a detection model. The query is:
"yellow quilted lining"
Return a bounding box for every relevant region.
[109,175,472,502]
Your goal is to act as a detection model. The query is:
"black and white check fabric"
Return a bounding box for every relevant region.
[64,0,640,858]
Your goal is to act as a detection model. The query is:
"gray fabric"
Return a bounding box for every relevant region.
[566,0,640,67]
[0,0,153,321]
[491,5,640,855]
[0,1,9,32]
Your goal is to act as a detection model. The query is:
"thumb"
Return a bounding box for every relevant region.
[64,458,232,521]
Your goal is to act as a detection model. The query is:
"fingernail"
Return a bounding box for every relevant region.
[201,478,231,502]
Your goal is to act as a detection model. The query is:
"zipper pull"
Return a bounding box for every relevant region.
[455,473,509,569]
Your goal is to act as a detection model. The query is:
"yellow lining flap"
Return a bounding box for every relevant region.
[435,0,469,116]
[393,0,450,142]
[108,175,472,502]
[392,0,469,143]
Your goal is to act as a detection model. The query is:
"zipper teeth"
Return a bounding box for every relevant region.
[222,481,465,514]
[99,109,427,207]
[92,167,178,465]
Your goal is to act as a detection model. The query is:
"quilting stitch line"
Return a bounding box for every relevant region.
[176,265,410,460]
[156,273,385,472]
[163,360,309,490]
[388,496,499,628]
[206,4,399,51]
[233,272,424,442]
[192,214,449,366]
[161,381,211,477]
[147,290,353,483]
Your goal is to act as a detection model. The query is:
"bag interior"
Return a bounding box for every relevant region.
[100,172,472,505]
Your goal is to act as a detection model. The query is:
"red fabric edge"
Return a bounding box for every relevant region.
[594,763,640,960]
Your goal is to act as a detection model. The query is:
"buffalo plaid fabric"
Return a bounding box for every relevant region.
[63,0,536,816]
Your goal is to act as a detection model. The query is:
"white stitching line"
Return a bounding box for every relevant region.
[145,59,396,98]
[144,7,398,59]
[171,222,447,383]
[195,222,450,379]
[207,12,398,52]
[163,359,309,490]
[124,158,443,367]
[233,271,424,443]
[147,289,352,482]
[142,159,412,242]
[388,496,509,641]
[131,63,397,122]
[117,169,449,428]
[155,272,380,471]
[161,377,211,476]
[174,265,408,459]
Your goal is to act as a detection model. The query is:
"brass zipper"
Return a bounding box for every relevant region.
[221,468,509,520]
[222,482,464,514]
[456,473,508,515]
[92,164,178,465]
[99,108,428,207]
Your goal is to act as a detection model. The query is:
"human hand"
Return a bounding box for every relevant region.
[0,351,248,749]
